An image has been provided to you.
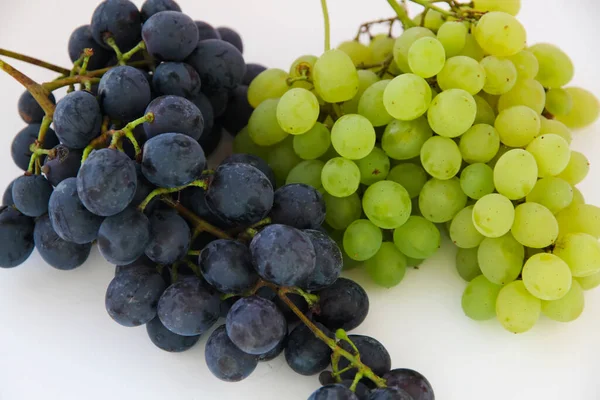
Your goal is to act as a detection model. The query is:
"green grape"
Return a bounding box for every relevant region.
[324,192,362,230]
[286,160,325,190]
[393,27,436,73]
[554,232,600,277]
[522,253,572,300]
[427,89,477,138]
[393,216,441,258]
[412,9,445,32]
[497,78,546,114]
[276,88,319,135]
[450,206,485,249]
[493,149,538,200]
[420,136,462,180]
[365,242,407,288]
[313,49,359,103]
[248,99,289,146]
[458,33,485,61]
[406,256,424,268]
[293,122,330,160]
[473,95,497,125]
[496,280,540,334]
[462,275,502,321]
[419,178,467,223]
[437,21,468,58]
[473,0,521,15]
[408,37,446,78]
[331,114,376,160]
[556,204,600,239]
[556,87,600,129]
[472,193,515,238]
[267,136,301,186]
[459,124,500,163]
[342,69,380,114]
[495,105,540,147]
[506,50,539,79]
[541,280,584,322]
[487,144,511,169]
[460,163,495,200]
[528,43,574,88]
[539,116,572,144]
[511,203,558,248]
[338,40,373,66]
[232,127,271,160]
[370,34,395,63]
[473,11,526,57]
[343,219,383,261]
[479,91,499,110]
[525,177,573,214]
[358,80,393,127]
[321,157,360,197]
[363,180,411,229]
[572,186,585,205]
[545,88,573,116]
[387,163,428,198]
[382,74,432,121]
[247,68,289,108]
[381,117,432,160]
[525,134,570,178]
[480,56,517,95]
[576,271,600,291]
[556,151,589,185]
[288,55,317,90]
[355,147,390,185]
[456,247,482,281]
[437,56,486,95]
[478,233,524,285]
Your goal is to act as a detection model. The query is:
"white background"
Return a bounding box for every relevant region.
[0,1,599,399]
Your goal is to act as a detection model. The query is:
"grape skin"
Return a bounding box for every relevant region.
[0,206,34,268]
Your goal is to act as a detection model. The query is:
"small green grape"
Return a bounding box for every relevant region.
[472,193,515,238]
[387,163,428,198]
[248,99,289,146]
[462,275,502,321]
[450,206,485,249]
[528,43,574,88]
[496,280,540,334]
[383,74,432,121]
[408,37,446,78]
[460,163,495,200]
[493,149,538,200]
[364,242,407,288]
[313,49,359,103]
[343,219,383,261]
[437,56,486,95]
[427,89,477,138]
[459,124,500,164]
[381,117,432,160]
[494,105,540,147]
[473,11,526,57]
[248,68,289,108]
[393,216,441,259]
[321,157,360,198]
[437,21,468,58]
[419,178,467,223]
[522,253,572,301]
[276,88,319,135]
[293,122,331,160]
[363,180,411,229]
[526,134,570,177]
[511,203,559,248]
[420,136,462,180]
[456,247,482,282]
[355,147,390,186]
[331,114,376,160]
[478,233,524,285]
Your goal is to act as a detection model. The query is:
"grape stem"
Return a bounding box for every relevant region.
[386,0,416,29]
[354,17,398,40]
[120,41,146,65]
[320,0,331,51]
[289,287,320,307]
[407,0,454,18]
[138,179,209,213]
[26,115,53,174]
[42,75,101,92]
[161,197,233,240]
[0,48,70,74]
[0,58,56,117]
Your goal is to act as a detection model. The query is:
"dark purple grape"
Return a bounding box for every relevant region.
[34,214,91,270]
[319,371,336,386]
[17,90,56,124]
[198,122,223,157]
[140,0,181,22]
[203,89,228,118]
[226,296,287,355]
[243,63,267,85]
[190,91,214,135]
[12,175,53,217]
[194,21,220,41]
[383,369,434,400]
[143,95,204,140]
[157,276,220,336]
[216,27,244,53]
[77,148,137,216]
[258,334,286,362]
[308,384,359,400]
[205,325,258,382]
[270,184,326,229]
[222,153,275,189]
[303,230,343,291]
[98,207,150,265]
[42,146,82,187]
[114,254,154,276]
[337,335,391,380]
[53,91,102,149]
[142,11,198,61]
[186,39,246,94]
[217,85,252,135]
[0,206,34,268]
[11,124,59,171]
[314,278,369,331]
[369,388,414,400]
[130,163,158,210]
[339,381,371,400]
[199,239,258,293]
[285,322,332,376]
[67,25,112,70]
[91,0,142,51]
[152,62,201,98]
[98,65,151,121]
[146,316,200,352]
[250,224,316,287]
[2,179,16,206]
[145,209,190,265]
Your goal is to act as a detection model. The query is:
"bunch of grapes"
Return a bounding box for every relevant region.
[233,0,600,335]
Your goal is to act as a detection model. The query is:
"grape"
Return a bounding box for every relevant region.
[480,56,517,95]
[331,115,376,159]
[545,88,573,116]
[338,335,391,379]
[437,21,467,58]
[460,164,495,200]
[496,280,540,333]
[145,210,190,265]
[276,88,319,135]
[473,95,497,125]
[556,204,600,239]
[525,177,573,214]
[98,66,151,121]
[358,80,392,127]
[526,134,570,178]
[419,178,467,223]
[186,39,245,93]
[194,20,220,41]
[493,149,538,200]
[384,368,435,400]
[304,229,343,291]
[387,163,427,198]
[248,98,288,146]
[556,87,600,129]
[343,219,382,261]
[144,95,204,140]
[285,322,332,376]
[437,56,486,95]
[12,125,58,171]
[206,163,274,225]
[556,150,589,185]
[222,153,276,189]
[539,117,572,144]
[420,136,462,180]
[97,207,150,265]
[355,147,390,185]
[315,277,368,331]
[473,0,521,15]
[462,275,502,321]
[140,0,180,20]
[67,25,111,70]
[91,0,141,50]
[288,55,317,88]
[393,27,436,73]
[471,193,514,239]
[146,315,200,354]
[199,239,258,294]
[189,91,214,135]
[497,78,546,114]
[507,50,539,79]
[459,124,500,164]
[342,69,380,114]
[313,49,359,103]
[217,27,243,53]
[456,247,482,281]
[427,89,477,138]
[541,280,584,322]
[106,268,166,327]
[321,157,360,197]
[412,8,445,31]
[383,74,432,121]
[142,11,197,61]
[528,43,574,88]
[0,206,34,268]
[268,136,302,186]
[554,233,600,277]
[571,186,585,205]
[473,11,526,57]
[53,92,101,149]
[522,253,572,301]
[286,160,325,189]
[42,146,82,187]
[243,63,266,85]
[34,213,90,270]
[270,184,325,229]
[158,277,220,336]
[363,180,411,229]
[576,272,600,291]
[450,206,485,249]
[324,192,362,230]
[12,175,52,218]
[370,388,413,400]
[247,68,289,108]
[478,233,524,285]
[458,33,485,61]
[2,180,15,206]
[408,37,445,78]
[494,106,540,147]
[393,216,440,258]
[292,122,330,160]
[338,40,374,66]
[381,117,432,160]
[308,385,359,400]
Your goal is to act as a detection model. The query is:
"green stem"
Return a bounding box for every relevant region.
[386,0,417,28]
[107,113,152,158]
[26,115,53,174]
[161,197,233,240]
[0,48,70,74]
[182,259,201,276]
[286,75,311,86]
[0,59,56,117]
[408,0,454,17]
[336,329,360,354]
[350,372,364,391]
[187,250,201,256]
[81,132,111,163]
[121,41,146,64]
[79,48,94,76]
[320,0,331,51]
[331,365,354,378]
[42,76,101,91]
[104,36,123,61]
[290,287,320,307]
[138,180,208,212]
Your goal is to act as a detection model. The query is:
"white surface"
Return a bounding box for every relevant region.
[1,1,599,399]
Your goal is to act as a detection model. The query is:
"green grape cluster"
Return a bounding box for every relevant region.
[233,1,600,334]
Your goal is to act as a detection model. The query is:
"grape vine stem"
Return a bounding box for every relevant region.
[320,0,331,51]
[386,0,416,29]
[138,180,208,212]
[161,197,233,240]
[0,58,56,117]
[408,0,454,17]
[0,48,70,74]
